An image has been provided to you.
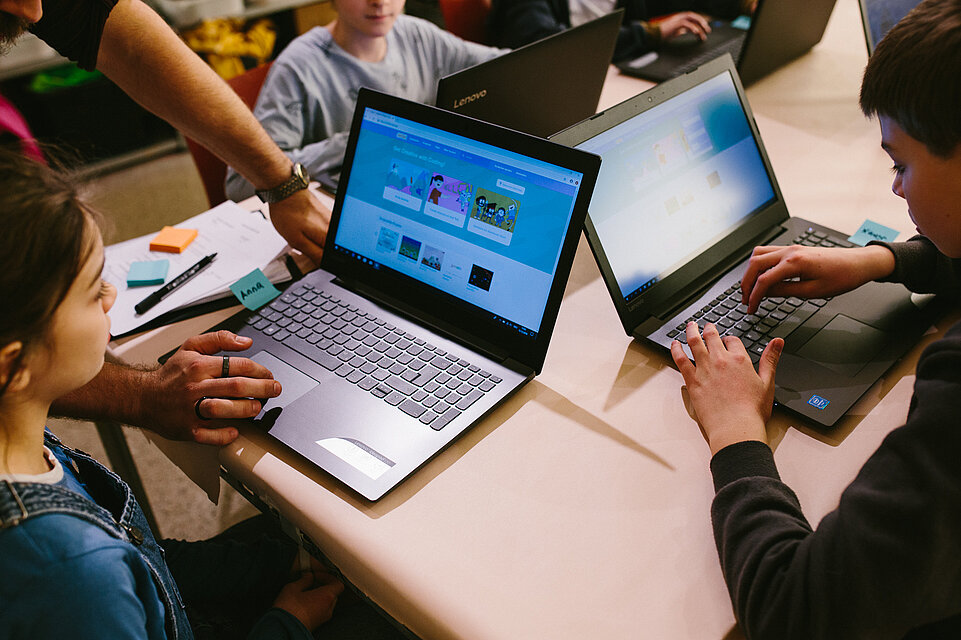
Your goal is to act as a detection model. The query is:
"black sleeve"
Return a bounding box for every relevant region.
[29,0,119,71]
[710,322,961,639]
[870,235,961,297]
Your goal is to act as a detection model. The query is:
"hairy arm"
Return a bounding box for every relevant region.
[51,332,281,445]
[96,0,329,261]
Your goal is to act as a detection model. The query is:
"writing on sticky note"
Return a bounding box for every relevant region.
[127,259,169,287]
[848,219,899,246]
[230,268,280,310]
[149,226,198,253]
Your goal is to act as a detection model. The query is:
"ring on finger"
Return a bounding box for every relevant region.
[222,355,230,378]
[194,397,212,421]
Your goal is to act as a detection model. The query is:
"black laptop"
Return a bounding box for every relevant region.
[436,10,622,137]
[617,0,836,85]
[220,89,600,500]
[858,0,920,54]
[551,55,936,427]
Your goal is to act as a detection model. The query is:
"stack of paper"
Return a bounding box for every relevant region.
[104,201,298,338]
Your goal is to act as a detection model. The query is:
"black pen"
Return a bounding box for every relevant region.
[134,253,217,315]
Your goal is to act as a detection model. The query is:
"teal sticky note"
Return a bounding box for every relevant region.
[127,259,169,287]
[731,15,752,30]
[230,268,281,310]
[848,219,899,246]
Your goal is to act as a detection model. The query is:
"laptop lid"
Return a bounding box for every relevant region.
[616,0,836,85]
[553,55,786,333]
[436,10,622,137]
[858,0,920,54]
[322,88,601,373]
[736,0,837,85]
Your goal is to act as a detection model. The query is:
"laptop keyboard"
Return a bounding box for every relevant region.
[674,37,745,75]
[668,227,855,363]
[245,283,502,431]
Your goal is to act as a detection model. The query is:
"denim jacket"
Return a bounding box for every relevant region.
[0,431,192,640]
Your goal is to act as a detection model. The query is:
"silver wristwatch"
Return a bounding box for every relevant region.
[255,163,310,204]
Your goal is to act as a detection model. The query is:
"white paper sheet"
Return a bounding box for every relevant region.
[105,201,290,337]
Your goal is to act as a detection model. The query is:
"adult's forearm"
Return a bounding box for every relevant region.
[96,0,291,190]
[50,362,149,425]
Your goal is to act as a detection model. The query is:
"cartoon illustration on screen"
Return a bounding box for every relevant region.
[420,172,474,227]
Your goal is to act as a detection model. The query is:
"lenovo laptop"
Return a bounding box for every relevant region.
[551,56,935,427]
[617,0,836,85]
[436,10,622,137]
[221,89,600,500]
[859,0,920,54]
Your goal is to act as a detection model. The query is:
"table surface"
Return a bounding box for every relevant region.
[109,1,953,637]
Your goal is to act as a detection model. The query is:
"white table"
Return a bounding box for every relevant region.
[108,1,952,636]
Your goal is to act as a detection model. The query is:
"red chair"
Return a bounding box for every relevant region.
[439,0,492,44]
[185,61,273,207]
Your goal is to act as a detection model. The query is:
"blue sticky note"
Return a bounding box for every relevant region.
[127,259,169,287]
[731,15,752,30]
[230,268,280,310]
[847,219,899,246]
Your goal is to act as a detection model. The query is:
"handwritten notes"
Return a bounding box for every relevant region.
[230,268,281,310]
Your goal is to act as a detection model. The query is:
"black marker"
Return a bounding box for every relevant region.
[134,253,217,315]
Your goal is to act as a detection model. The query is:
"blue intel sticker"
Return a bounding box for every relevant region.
[807,394,831,410]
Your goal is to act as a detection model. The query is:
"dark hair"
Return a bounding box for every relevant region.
[860,0,961,157]
[0,148,100,397]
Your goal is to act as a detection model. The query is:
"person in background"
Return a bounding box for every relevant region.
[487,0,756,62]
[225,0,506,200]
[670,1,961,637]
[0,0,338,445]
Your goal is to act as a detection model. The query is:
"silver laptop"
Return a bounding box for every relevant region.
[552,55,937,427]
[221,89,600,500]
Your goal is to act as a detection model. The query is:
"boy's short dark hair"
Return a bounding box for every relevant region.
[860,0,961,157]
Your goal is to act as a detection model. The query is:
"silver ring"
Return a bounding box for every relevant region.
[221,355,230,378]
[194,397,211,420]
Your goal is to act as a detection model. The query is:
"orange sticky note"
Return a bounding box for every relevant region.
[149,226,198,253]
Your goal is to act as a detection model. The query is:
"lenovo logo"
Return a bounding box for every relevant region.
[451,89,487,109]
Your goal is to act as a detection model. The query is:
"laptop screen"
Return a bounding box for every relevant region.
[860,0,919,53]
[573,70,775,304]
[329,106,585,339]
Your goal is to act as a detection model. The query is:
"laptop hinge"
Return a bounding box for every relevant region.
[333,276,516,366]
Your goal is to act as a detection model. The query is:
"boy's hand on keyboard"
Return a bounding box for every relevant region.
[671,322,783,456]
[741,245,897,313]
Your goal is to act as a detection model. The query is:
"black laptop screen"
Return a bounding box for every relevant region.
[574,70,775,304]
[860,0,920,53]
[330,106,585,339]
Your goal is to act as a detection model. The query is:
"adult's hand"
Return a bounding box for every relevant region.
[269,190,331,265]
[740,244,896,313]
[670,323,782,455]
[659,12,711,41]
[136,331,281,445]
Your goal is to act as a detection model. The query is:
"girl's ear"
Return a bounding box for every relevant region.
[0,342,30,394]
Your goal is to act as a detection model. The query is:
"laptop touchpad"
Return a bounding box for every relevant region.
[795,314,887,378]
[250,351,320,418]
